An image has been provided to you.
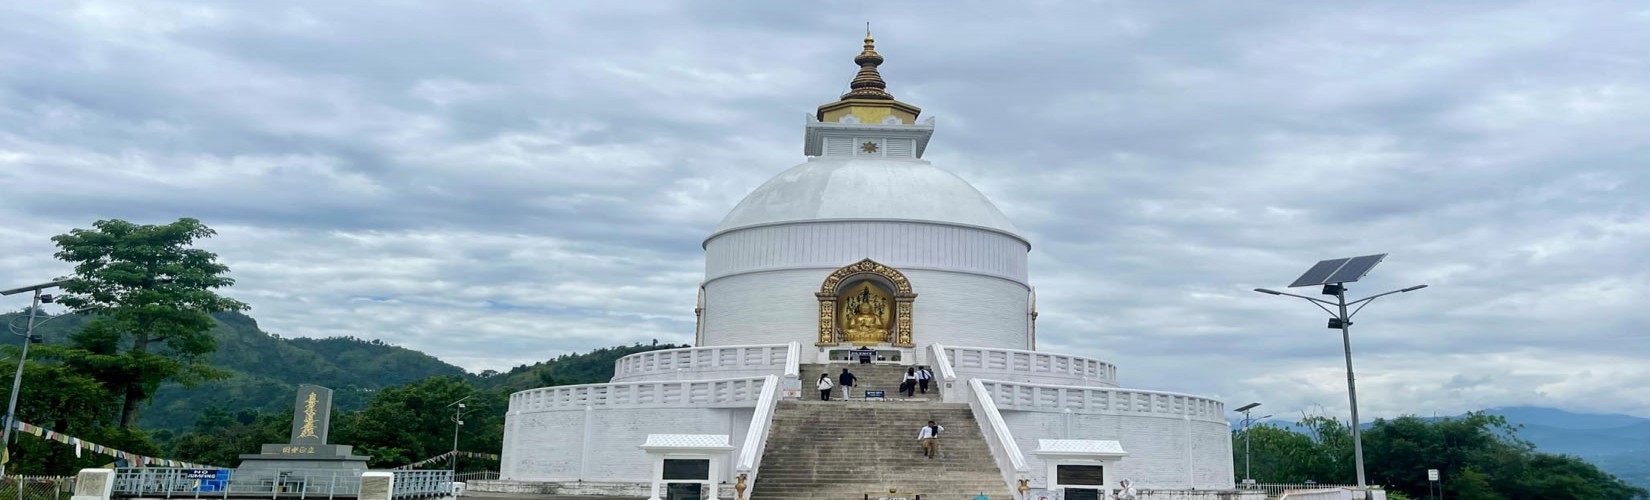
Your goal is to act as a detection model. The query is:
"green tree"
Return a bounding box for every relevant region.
[0,361,113,474]
[46,218,248,428]
[332,376,505,470]
[169,407,290,467]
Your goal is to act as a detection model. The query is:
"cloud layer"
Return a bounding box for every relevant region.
[2,1,1646,418]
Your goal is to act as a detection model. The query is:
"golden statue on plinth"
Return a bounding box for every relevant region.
[842,302,888,345]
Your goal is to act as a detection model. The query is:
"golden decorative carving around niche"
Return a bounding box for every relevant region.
[816,258,916,347]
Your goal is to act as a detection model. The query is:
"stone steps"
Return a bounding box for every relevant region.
[748,400,1011,500]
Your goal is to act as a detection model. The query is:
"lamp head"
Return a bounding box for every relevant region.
[1253,288,1283,296]
[1401,284,1428,292]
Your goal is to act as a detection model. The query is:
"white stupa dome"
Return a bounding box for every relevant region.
[710,157,1022,240]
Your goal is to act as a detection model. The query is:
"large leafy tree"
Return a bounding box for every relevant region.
[1234,413,1648,499]
[332,376,505,470]
[46,218,247,428]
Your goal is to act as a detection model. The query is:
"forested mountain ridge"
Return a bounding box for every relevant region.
[2,309,685,432]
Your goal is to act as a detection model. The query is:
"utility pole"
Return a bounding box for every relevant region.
[0,280,68,475]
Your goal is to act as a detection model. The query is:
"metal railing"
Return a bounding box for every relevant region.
[109,468,452,499]
[1247,483,1380,498]
[451,471,497,482]
[968,379,1029,500]
[388,470,452,498]
[0,476,73,500]
[734,375,782,485]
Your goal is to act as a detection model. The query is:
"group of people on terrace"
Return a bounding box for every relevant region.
[814,366,934,401]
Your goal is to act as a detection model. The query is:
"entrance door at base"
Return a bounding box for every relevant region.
[1057,464,1104,500]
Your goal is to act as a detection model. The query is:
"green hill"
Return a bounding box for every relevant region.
[2,310,685,432]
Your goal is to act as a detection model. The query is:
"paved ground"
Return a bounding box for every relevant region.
[464,493,646,500]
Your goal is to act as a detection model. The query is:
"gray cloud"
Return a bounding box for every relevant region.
[1,1,1646,419]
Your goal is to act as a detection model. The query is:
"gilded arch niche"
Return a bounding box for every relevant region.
[816,258,916,347]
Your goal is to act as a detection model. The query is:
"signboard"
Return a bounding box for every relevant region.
[1427,469,1440,481]
[1026,489,1063,500]
[781,378,802,399]
[864,390,886,400]
[183,469,222,479]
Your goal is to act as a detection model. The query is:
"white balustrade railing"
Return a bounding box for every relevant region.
[509,377,768,413]
[976,380,1226,423]
[969,379,1031,500]
[928,343,961,402]
[611,344,791,382]
[734,375,782,485]
[783,341,800,379]
[945,346,1118,387]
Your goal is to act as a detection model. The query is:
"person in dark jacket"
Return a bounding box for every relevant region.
[917,366,934,394]
[901,367,918,397]
[838,368,857,400]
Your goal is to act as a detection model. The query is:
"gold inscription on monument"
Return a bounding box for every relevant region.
[298,391,319,439]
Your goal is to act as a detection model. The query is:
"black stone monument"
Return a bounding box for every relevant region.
[237,384,369,473]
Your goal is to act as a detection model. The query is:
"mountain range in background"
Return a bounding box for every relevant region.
[6,308,1643,488]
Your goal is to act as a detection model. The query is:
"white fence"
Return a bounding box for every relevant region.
[733,375,782,486]
[945,346,1118,387]
[509,377,768,413]
[977,380,1226,423]
[968,379,1031,500]
[611,344,792,382]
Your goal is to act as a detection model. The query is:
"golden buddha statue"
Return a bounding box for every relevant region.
[842,302,888,345]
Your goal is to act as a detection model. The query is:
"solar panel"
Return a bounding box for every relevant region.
[1288,258,1350,288]
[1325,254,1387,284]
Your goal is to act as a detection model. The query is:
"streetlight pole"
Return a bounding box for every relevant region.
[1233,403,1270,487]
[1255,284,1425,488]
[447,396,473,472]
[0,280,68,472]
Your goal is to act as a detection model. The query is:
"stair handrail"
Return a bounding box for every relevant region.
[734,374,783,483]
[784,341,800,379]
[969,378,1030,499]
[928,343,958,382]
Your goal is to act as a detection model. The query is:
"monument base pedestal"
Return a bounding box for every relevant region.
[237,444,371,474]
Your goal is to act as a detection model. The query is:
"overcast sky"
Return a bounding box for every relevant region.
[2,1,1646,420]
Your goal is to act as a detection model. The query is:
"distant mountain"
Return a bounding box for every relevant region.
[1486,406,1650,430]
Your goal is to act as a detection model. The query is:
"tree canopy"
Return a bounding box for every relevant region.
[1235,413,1648,499]
[45,218,248,428]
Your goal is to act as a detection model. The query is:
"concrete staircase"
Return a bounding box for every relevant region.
[748,400,1011,500]
[800,363,942,400]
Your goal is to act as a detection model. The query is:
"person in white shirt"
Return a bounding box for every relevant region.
[1114,479,1137,500]
[917,420,944,458]
[916,366,933,394]
[817,373,834,401]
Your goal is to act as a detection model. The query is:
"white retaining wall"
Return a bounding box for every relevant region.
[976,381,1235,491]
[501,406,753,483]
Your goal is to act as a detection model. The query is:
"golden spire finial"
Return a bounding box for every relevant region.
[841,26,892,100]
[815,28,921,125]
